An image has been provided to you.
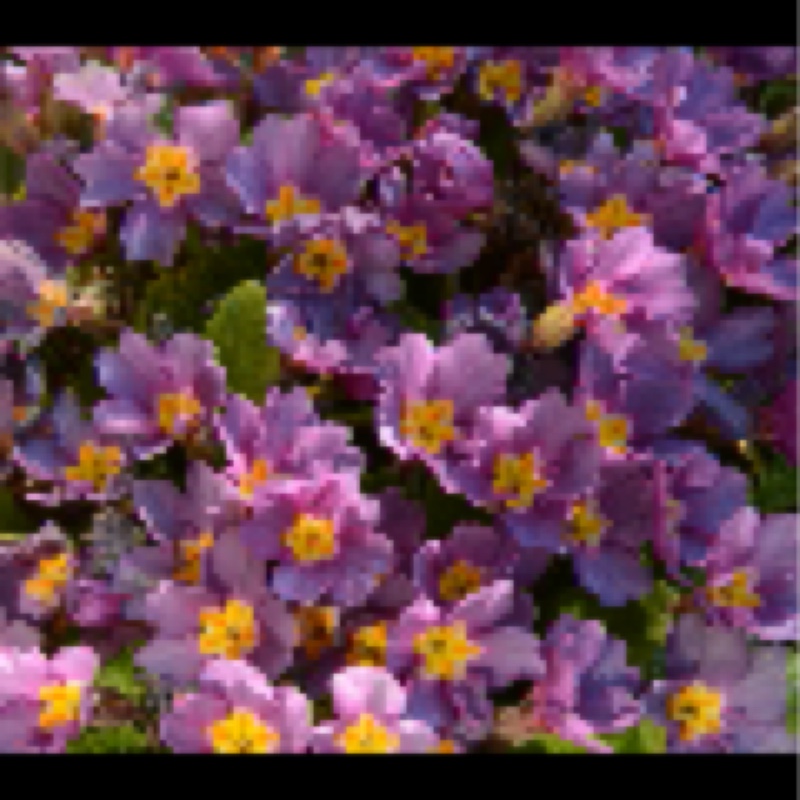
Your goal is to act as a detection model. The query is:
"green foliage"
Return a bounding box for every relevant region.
[599,719,667,754]
[93,646,150,704]
[788,649,799,736]
[66,724,155,754]
[750,447,798,514]
[204,280,280,404]
[511,731,589,754]
[135,234,270,336]
[0,143,24,198]
[0,484,36,535]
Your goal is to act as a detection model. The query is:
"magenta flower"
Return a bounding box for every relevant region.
[239,473,392,609]
[0,644,98,753]
[160,658,311,753]
[759,380,797,466]
[311,666,438,753]
[93,330,226,460]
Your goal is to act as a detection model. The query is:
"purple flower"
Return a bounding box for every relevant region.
[0,239,70,349]
[73,98,241,264]
[239,473,392,609]
[0,152,108,272]
[226,113,366,236]
[519,614,642,753]
[311,666,438,753]
[707,47,797,84]
[645,614,793,752]
[699,162,798,301]
[374,332,509,480]
[759,380,797,466]
[450,390,601,549]
[443,288,528,353]
[0,644,98,753]
[695,508,798,642]
[268,206,402,303]
[93,330,226,460]
[0,522,75,622]
[134,534,295,687]
[14,391,129,505]
[413,523,537,621]
[214,387,363,508]
[651,441,750,573]
[160,658,311,753]
[388,580,543,742]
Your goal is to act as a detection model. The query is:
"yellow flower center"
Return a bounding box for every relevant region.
[55,209,103,256]
[478,59,524,104]
[706,570,761,609]
[282,514,336,563]
[63,440,123,491]
[386,220,428,260]
[572,281,628,317]
[492,451,550,510]
[413,622,482,681]
[585,400,629,453]
[304,71,336,97]
[337,712,400,754]
[431,739,458,753]
[583,86,605,107]
[666,682,723,742]
[411,47,456,81]
[265,184,321,224]
[27,280,69,328]
[172,531,215,585]
[566,501,608,547]
[438,560,482,603]
[24,552,73,607]
[135,144,201,209]
[197,599,258,660]
[585,194,646,240]
[346,622,388,667]
[399,399,456,456]
[678,327,708,364]
[238,458,271,499]
[294,238,349,293]
[38,682,83,730]
[295,606,338,660]
[157,391,202,437]
[207,708,280,754]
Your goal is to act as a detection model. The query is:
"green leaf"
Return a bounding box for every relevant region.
[204,280,280,404]
[94,647,149,703]
[787,649,799,736]
[66,724,155,754]
[0,484,36,534]
[599,719,667,754]
[511,732,589,754]
[0,143,25,198]
[750,447,798,514]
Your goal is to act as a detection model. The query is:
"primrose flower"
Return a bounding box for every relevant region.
[311,666,438,753]
[501,615,642,753]
[388,580,543,742]
[14,391,129,505]
[134,534,296,687]
[0,644,98,753]
[374,332,509,481]
[160,658,312,753]
[226,113,366,235]
[645,615,793,752]
[239,473,393,609]
[93,330,226,460]
[695,508,798,642]
[73,98,241,264]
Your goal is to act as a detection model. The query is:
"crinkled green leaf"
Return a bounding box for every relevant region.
[750,447,798,514]
[788,649,799,736]
[205,280,280,404]
[94,647,150,703]
[66,724,155,754]
[511,732,589,754]
[599,719,667,754]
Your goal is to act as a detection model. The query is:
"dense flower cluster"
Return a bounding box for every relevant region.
[0,45,796,754]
